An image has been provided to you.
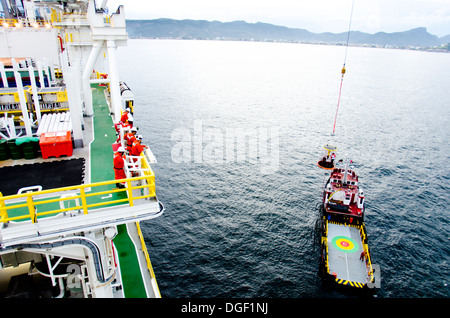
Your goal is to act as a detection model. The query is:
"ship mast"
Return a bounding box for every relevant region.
[343,157,350,184]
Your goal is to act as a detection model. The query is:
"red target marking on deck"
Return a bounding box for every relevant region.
[331,236,359,253]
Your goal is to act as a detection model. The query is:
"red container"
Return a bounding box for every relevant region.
[39,131,73,159]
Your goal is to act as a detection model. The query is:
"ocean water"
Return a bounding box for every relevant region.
[116,39,450,298]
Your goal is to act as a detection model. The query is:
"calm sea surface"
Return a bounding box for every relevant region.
[116,39,450,298]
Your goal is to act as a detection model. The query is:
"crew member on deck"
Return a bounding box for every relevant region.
[113,146,127,188]
[124,127,138,152]
[130,135,147,159]
[360,251,366,261]
[115,124,130,143]
[130,135,147,175]
[114,115,133,134]
[125,116,133,128]
[120,108,131,123]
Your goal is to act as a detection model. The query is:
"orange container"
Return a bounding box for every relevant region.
[39,131,73,159]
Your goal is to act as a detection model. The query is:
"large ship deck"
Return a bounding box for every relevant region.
[327,222,367,284]
[90,84,160,298]
[0,84,161,298]
[322,220,374,289]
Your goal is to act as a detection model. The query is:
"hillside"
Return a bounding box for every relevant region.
[126,19,450,50]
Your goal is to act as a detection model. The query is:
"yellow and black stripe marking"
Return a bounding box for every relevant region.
[335,278,365,288]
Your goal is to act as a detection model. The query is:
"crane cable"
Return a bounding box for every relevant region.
[332,0,355,136]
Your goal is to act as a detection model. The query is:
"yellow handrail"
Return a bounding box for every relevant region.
[135,223,161,291]
[0,19,18,25]
[0,174,155,224]
[0,193,7,220]
[359,224,375,283]
[322,217,330,272]
[51,9,61,23]
[135,222,161,297]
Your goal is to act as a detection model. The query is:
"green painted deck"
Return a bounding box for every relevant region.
[90,84,148,298]
[0,85,150,298]
[89,85,118,184]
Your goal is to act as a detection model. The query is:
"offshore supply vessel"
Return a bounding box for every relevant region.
[0,0,164,298]
[318,149,379,292]
[315,0,379,293]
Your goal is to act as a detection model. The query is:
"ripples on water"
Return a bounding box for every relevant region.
[117,40,450,298]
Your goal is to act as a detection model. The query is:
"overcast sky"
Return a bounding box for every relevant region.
[106,0,450,37]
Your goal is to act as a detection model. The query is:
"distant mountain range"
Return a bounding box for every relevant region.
[126,19,450,50]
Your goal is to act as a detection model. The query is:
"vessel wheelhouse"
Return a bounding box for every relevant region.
[323,165,365,223]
